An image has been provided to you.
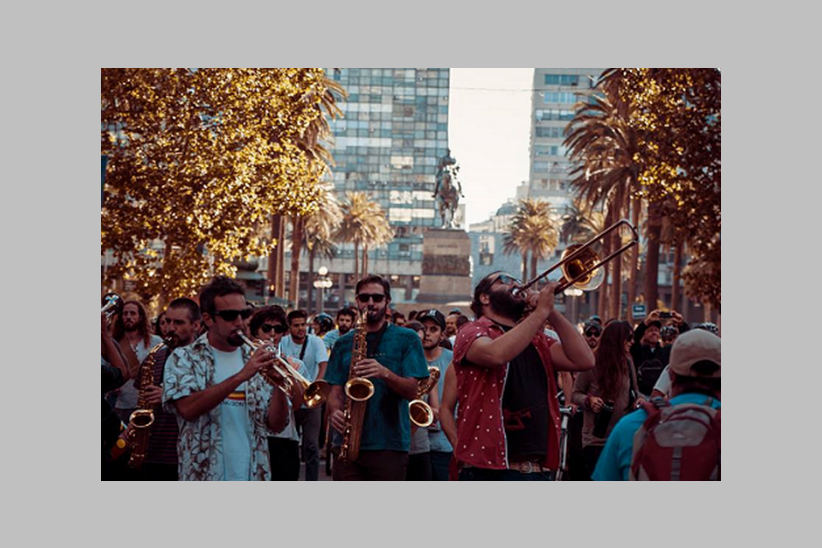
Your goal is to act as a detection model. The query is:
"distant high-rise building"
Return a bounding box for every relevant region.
[289,68,452,308]
[526,68,605,214]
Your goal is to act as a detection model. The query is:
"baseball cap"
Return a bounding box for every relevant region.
[583,321,602,336]
[669,330,721,378]
[418,309,446,330]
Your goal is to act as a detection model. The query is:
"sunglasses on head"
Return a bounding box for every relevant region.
[214,308,253,322]
[261,323,288,334]
[357,293,386,303]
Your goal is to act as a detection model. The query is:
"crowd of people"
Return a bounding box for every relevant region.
[101,271,720,481]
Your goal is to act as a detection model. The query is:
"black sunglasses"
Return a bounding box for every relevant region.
[214,308,253,322]
[357,293,386,303]
[494,274,521,286]
[585,328,602,337]
[261,323,288,334]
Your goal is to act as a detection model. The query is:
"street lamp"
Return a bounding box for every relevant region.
[313,266,332,313]
[564,287,583,325]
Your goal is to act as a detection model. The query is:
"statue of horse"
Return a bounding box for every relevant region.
[433,150,462,228]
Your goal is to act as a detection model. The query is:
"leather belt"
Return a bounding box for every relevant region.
[508,461,545,474]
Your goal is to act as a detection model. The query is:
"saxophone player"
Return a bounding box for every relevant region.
[325,275,429,481]
[132,298,201,481]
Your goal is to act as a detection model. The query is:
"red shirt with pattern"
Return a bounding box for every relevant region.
[452,316,561,471]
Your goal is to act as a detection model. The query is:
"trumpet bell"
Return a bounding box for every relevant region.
[303,379,332,408]
[560,244,605,291]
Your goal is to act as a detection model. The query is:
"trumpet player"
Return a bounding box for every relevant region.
[448,271,595,481]
[163,276,290,481]
[325,275,429,481]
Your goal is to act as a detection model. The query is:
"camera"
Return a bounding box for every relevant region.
[659,311,672,319]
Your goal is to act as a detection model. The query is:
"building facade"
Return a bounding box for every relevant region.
[286,68,452,310]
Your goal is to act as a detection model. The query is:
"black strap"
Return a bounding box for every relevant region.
[299,338,308,361]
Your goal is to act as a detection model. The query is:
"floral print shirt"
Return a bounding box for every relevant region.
[163,333,278,481]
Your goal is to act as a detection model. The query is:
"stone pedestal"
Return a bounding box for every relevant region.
[415,228,472,305]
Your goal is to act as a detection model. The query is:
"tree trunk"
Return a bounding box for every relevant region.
[610,220,623,320]
[521,252,528,283]
[645,201,663,311]
[671,240,683,312]
[598,208,614,320]
[353,241,360,284]
[307,247,316,313]
[530,253,538,282]
[626,197,642,323]
[289,216,304,311]
[362,245,369,278]
[268,214,286,299]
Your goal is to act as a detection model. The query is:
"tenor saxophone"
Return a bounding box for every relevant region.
[126,341,167,471]
[339,322,374,462]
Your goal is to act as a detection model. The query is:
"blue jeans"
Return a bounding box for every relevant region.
[296,407,322,481]
[458,467,555,481]
[430,451,453,481]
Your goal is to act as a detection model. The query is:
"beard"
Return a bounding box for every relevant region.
[363,306,386,325]
[488,287,527,320]
[226,330,244,348]
[339,324,352,335]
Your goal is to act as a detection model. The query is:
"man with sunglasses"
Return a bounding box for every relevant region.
[443,271,595,481]
[163,276,290,481]
[583,321,603,350]
[250,306,309,480]
[325,275,429,480]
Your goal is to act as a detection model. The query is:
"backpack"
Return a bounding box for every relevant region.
[630,398,720,481]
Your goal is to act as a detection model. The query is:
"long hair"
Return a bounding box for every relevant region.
[594,320,633,401]
[113,300,152,347]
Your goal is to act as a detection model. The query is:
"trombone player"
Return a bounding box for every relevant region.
[441,272,595,481]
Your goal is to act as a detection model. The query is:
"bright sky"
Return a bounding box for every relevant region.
[448,68,534,227]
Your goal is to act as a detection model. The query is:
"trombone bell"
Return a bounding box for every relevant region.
[560,244,605,292]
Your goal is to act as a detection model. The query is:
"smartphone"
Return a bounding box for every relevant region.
[659,311,672,319]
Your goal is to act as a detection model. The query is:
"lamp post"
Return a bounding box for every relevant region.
[313,266,332,314]
[564,287,583,325]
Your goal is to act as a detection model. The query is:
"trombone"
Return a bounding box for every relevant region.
[235,330,331,409]
[514,219,639,296]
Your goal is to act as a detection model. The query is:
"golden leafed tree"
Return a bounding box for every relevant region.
[101,68,333,303]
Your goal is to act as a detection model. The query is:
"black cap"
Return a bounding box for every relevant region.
[583,321,602,336]
[418,309,446,330]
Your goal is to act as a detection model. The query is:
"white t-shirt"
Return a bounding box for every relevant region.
[652,365,672,398]
[280,335,328,382]
[213,347,252,481]
[115,334,163,409]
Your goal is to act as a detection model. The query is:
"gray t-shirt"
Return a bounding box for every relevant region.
[115,334,163,409]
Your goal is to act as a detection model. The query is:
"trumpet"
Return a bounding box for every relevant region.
[101,292,123,320]
[235,330,331,409]
[514,219,639,297]
[409,366,441,428]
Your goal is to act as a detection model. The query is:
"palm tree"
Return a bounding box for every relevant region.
[335,191,392,284]
[565,81,641,320]
[503,199,559,282]
[303,184,342,310]
[271,72,346,305]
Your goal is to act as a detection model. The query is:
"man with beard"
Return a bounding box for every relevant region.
[113,300,164,425]
[325,275,429,480]
[163,276,290,481]
[323,307,356,354]
[131,298,201,480]
[444,271,595,481]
